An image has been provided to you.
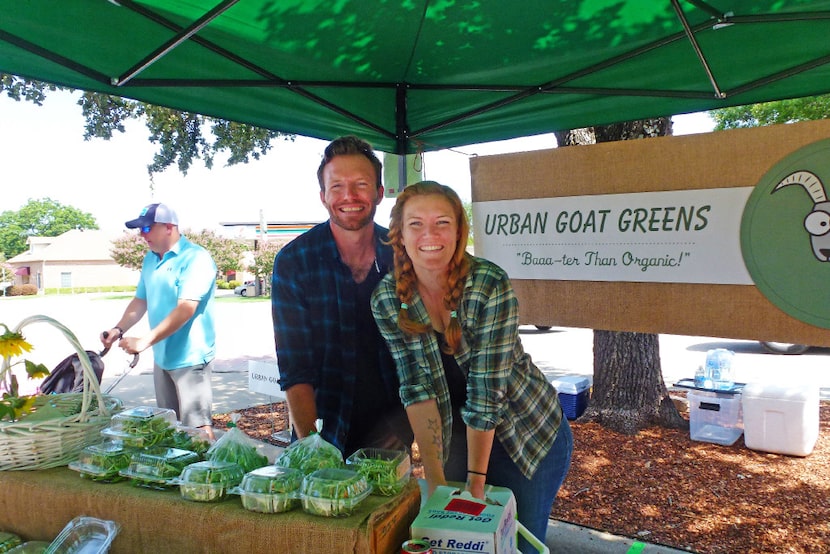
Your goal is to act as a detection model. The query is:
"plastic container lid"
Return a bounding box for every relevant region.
[68,440,134,483]
[6,541,50,553]
[550,375,591,394]
[101,406,177,448]
[300,468,371,517]
[46,516,119,554]
[0,531,22,552]
[742,382,819,402]
[176,460,244,502]
[232,466,304,513]
[346,448,411,496]
[119,447,199,488]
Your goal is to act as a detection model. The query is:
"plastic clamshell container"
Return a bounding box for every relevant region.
[232,465,303,513]
[345,448,411,496]
[688,390,743,446]
[300,468,371,517]
[68,440,134,483]
[177,460,244,502]
[46,516,119,554]
[100,406,176,448]
[6,541,49,554]
[741,382,820,456]
[163,424,214,457]
[119,447,199,488]
[0,531,22,553]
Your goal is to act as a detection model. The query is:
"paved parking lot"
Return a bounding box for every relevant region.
[3,292,828,403]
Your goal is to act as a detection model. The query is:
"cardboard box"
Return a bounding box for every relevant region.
[688,390,743,446]
[550,375,591,420]
[410,485,517,554]
[742,383,819,456]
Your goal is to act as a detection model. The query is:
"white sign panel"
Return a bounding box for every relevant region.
[473,188,754,285]
[247,360,284,398]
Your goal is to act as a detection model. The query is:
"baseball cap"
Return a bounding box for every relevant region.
[125,203,179,229]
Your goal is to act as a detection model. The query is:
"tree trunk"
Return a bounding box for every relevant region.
[556,118,687,434]
[581,330,686,434]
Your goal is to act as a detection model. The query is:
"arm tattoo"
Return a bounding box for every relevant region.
[427,417,443,461]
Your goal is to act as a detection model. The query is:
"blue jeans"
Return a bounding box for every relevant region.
[444,415,574,552]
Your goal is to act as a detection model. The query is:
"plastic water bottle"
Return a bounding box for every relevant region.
[694,365,706,387]
[705,349,734,390]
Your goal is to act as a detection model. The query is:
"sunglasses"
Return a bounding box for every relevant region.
[140,225,153,234]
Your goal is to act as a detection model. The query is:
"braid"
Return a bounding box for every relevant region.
[442,253,470,353]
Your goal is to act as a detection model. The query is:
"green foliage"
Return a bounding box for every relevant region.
[0,198,98,259]
[109,228,249,275]
[109,232,148,270]
[463,200,474,246]
[711,94,830,130]
[227,280,242,289]
[76,86,285,177]
[249,239,289,296]
[43,286,136,295]
[2,74,292,177]
[216,280,231,290]
[0,74,67,104]
[185,229,249,275]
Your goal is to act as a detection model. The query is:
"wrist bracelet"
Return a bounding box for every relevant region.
[113,326,125,338]
[467,470,487,476]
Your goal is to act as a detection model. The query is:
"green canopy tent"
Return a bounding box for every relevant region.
[2,1,830,154]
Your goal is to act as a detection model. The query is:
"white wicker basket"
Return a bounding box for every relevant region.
[0,315,123,471]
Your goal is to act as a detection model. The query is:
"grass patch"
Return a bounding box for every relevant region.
[215,294,270,303]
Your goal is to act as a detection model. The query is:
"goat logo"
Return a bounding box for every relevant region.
[772,170,830,261]
[740,137,830,329]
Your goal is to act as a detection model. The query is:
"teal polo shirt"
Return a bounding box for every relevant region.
[136,236,216,369]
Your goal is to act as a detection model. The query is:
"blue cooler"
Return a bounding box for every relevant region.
[550,375,591,420]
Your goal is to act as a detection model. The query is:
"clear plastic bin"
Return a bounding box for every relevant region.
[0,531,22,552]
[300,468,370,517]
[346,448,411,496]
[177,460,244,502]
[100,406,177,448]
[46,516,119,554]
[68,440,134,483]
[688,390,743,446]
[119,447,199,489]
[232,465,303,513]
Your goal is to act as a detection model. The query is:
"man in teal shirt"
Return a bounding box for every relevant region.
[103,203,217,439]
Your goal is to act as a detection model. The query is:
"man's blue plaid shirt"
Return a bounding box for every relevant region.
[271,222,400,453]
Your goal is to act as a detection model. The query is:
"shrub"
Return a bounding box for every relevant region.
[216,280,230,290]
[21,284,38,295]
[228,280,242,289]
[6,284,38,296]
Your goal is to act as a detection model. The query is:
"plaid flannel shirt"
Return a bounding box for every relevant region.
[371,255,563,478]
[271,222,399,453]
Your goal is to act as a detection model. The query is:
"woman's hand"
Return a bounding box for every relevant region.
[465,472,486,499]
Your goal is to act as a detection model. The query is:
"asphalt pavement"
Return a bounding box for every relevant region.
[9,291,794,553]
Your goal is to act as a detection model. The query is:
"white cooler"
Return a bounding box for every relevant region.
[741,383,820,457]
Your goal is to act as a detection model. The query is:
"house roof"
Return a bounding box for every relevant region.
[8,229,123,264]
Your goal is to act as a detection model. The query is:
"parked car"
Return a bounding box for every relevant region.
[234,281,255,297]
[759,341,811,355]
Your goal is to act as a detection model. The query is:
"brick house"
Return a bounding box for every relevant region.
[7,229,139,292]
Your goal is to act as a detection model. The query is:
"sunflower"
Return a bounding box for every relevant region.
[0,324,34,360]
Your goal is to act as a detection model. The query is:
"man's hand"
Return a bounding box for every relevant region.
[100,327,123,348]
[119,335,151,355]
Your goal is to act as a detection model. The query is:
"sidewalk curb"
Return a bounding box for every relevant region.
[546,520,692,553]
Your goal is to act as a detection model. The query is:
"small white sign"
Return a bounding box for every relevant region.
[473,187,754,285]
[247,360,284,398]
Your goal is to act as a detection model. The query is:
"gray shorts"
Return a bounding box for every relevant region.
[153,360,214,428]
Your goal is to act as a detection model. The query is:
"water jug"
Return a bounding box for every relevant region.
[705,348,734,390]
